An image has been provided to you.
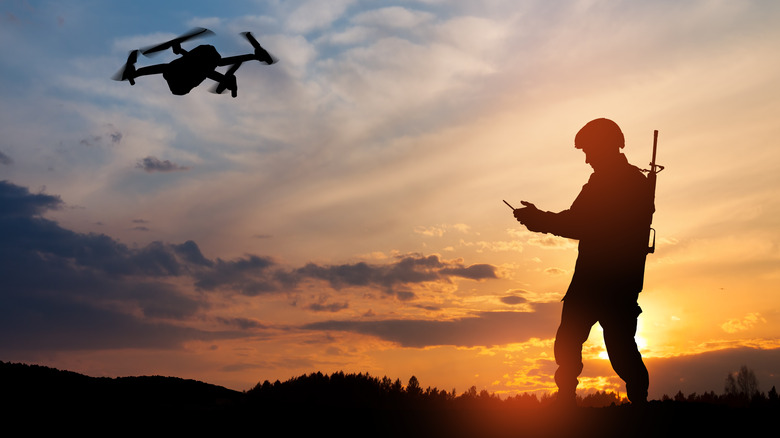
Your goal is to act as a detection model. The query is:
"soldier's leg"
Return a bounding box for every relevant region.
[602,303,649,403]
[554,299,597,403]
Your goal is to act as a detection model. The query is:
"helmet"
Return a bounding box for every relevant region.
[575,118,624,150]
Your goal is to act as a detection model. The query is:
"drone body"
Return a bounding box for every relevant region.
[114,28,276,98]
[163,44,221,95]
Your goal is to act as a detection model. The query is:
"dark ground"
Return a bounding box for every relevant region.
[2,361,775,437]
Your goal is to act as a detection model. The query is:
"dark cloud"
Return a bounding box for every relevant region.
[79,125,122,147]
[302,302,560,348]
[0,150,12,165]
[0,181,503,353]
[173,240,214,267]
[193,255,277,295]
[183,248,499,299]
[215,317,269,330]
[281,254,498,299]
[1,180,62,217]
[307,301,349,313]
[2,181,500,303]
[500,295,527,305]
[109,130,122,144]
[440,263,497,280]
[136,156,190,173]
[132,219,150,232]
[0,293,220,351]
[0,181,228,351]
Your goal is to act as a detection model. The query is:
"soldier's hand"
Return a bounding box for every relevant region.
[514,201,546,232]
[520,200,537,210]
[513,201,538,222]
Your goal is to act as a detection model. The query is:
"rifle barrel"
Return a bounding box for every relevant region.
[651,130,658,170]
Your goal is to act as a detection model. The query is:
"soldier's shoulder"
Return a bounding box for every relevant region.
[624,163,647,179]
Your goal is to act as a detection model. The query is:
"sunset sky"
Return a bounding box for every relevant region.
[2,0,779,399]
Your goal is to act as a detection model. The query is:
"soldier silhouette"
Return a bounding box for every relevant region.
[513,118,652,406]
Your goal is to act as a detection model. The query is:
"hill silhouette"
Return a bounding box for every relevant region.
[2,361,776,437]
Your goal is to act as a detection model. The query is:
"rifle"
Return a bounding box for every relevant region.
[644,130,664,254]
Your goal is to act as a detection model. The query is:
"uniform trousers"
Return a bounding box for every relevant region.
[553,294,649,403]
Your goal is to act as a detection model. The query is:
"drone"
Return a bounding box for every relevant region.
[113,28,277,98]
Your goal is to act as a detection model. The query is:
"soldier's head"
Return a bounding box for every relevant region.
[575,118,624,171]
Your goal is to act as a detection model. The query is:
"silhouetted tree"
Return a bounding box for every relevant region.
[737,365,759,397]
[725,365,759,398]
[504,392,540,409]
[580,390,625,407]
[407,375,421,397]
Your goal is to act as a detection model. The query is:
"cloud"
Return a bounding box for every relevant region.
[193,255,278,295]
[79,125,123,147]
[193,253,499,299]
[459,239,524,252]
[282,254,498,298]
[215,317,269,330]
[302,302,560,348]
[721,313,766,334]
[286,0,355,34]
[528,235,577,249]
[0,150,12,165]
[414,223,471,237]
[500,294,527,305]
[351,6,435,29]
[642,347,780,398]
[307,300,350,313]
[544,267,567,276]
[172,240,214,267]
[136,156,190,173]
[0,181,62,217]
[0,181,503,353]
[440,263,497,280]
[0,181,231,351]
[0,297,227,351]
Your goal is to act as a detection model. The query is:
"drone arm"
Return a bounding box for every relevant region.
[216,33,276,67]
[171,43,187,56]
[218,54,258,66]
[134,64,168,77]
[207,70,226,83]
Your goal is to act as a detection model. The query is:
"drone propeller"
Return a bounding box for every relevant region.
[112,50,139,85]
[242,32,278,65]
[142,27,214,56]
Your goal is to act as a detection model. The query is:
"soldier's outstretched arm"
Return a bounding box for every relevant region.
[513,201,584,238]
[514,201,546,232]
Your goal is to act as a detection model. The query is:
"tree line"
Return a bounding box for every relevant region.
[245,366,778,409]
[2,360,777,411]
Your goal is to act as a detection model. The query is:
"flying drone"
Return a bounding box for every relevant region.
[113,28,277,98]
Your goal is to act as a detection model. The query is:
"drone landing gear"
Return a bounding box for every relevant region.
[211,62,241,98]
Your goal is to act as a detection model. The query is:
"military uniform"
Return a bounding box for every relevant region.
[520,152,653,403]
